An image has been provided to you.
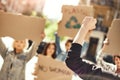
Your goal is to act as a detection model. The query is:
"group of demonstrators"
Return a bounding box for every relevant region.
[0,16,120,80]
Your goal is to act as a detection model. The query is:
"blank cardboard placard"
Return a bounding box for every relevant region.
[0,12,45,43]
[58,5,93,38]
[34,54,73,80]
[102,19,120,55]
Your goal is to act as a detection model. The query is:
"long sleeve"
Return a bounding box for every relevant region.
[66,43,99,74]
[55,32,62,55]
[25,42,37,62]
[65,43,120,80]
[0,38,8,58]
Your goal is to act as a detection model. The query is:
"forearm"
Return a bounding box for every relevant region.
[55,33,62,55]
[0,38,7,58]
[25,42,36,62]
[66,17,97,74]
[73,16,96,45]
[73,26,88,45]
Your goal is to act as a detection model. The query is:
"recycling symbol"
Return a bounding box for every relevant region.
[65,16,81,29]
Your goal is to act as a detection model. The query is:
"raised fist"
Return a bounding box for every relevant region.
[81,16,97,31]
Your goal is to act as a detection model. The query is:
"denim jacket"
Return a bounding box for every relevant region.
[0,38,35,80]
[54,33,67,61]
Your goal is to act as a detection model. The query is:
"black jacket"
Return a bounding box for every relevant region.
[65,43,120,80]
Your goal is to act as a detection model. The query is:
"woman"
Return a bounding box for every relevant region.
[33,42,57,80]
[0,37,34,80]
[43,42,57,59]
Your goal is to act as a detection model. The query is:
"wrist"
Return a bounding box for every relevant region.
[81,24,89,32]
[73,27,88,45]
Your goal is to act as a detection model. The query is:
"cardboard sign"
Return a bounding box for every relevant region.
[34,54,73,80]
[0,12,45,43]
[93,5,113,27]
[102,19,120,55]
[58,5,93,37]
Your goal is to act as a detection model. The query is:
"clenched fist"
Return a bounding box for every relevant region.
[81,16,97,31]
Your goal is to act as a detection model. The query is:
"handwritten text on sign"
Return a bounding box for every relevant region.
[34,55,73,80]
[38,64,71,75]
[58,5,93,37]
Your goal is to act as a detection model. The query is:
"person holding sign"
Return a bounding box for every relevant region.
[0,37,35,80]
[65,16,120,80]
[42,42,57,59]
[96,38,120,76]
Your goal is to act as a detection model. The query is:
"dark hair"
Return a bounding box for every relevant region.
[103,55,114,64]
[37,41,47,54]
[114,55,120,59]
[65,39,73,46]
[27,40,33,49]
[43,42,56,59]
[113,55,120,64]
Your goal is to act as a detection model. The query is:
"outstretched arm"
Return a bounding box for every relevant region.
[73,16,96,45]
[25,40,36,62]
[0,37,8,58]
[54,32,62,55]
[65,16,97,74]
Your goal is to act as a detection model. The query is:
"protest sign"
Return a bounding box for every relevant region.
[0,12,45,43]
[34,54,73,80]
[102,19,120,55]
[58,5,93,37]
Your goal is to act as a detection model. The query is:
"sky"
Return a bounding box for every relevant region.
[42,0,80,21]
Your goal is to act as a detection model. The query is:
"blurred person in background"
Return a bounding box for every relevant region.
[54,32,73,62]
[114,55,120,75]
[96,38,120,76]
[54,32,82,80]
[37,31,57,59]
[0,37,35,80]
[37,31,47,54]
[33,41,57,78]
[42,42,57,59]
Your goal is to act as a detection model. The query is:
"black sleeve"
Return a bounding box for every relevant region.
[65,43,101,74]
[37,41,46,54]
[65,43,120,80]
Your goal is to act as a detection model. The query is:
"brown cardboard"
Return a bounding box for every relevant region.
[34,54,73,80]
[93,4,113,27]
[58,5,94,38]
[0,12,45,43]
[102,19,120,55]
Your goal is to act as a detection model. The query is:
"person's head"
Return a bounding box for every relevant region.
[43,42,56,59]
[103,55,114,64]
[13,40,26,54]
[114,55,120,69]
[65,39,73,52]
